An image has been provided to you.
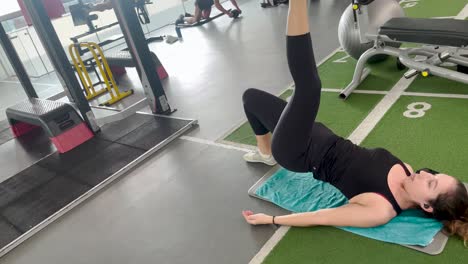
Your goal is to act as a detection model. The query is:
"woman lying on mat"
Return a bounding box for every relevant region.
[241,0,468,245]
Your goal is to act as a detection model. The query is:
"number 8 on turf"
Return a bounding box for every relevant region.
[403,102,431,118]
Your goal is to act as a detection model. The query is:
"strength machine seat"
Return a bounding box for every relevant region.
[6,98,93,153]
[104,50,168,80]
[104,50,138,68]
[379,18,468,47]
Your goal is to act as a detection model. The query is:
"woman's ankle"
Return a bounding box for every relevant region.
[258,148,272,157]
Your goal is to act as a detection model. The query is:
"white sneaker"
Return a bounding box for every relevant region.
[243,150,277,166]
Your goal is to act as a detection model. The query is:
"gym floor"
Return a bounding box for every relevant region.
[1,0,468,263]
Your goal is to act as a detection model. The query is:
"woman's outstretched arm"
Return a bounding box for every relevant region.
[243,203,393,228]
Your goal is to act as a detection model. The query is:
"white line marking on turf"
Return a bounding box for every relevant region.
[323,88,389,95]
[249,226,290,264]
[324,89,468,98]
[353,90,389,95]
[403,92,468,99]
[322,88,345,92]
[180,136,252,152]
[347,76,415,144]
[433,16,456,19]
[455,4,468,19]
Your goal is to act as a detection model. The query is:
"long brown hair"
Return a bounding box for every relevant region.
[429,181,468,246]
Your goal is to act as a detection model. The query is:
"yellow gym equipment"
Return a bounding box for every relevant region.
[69,42,133,106]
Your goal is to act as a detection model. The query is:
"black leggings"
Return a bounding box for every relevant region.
[243,34,337,173]
[196,0,214,10]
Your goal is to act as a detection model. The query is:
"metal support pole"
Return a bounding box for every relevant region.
[110,0,172,114]
[22,0,99,132]
[0,23,38,98]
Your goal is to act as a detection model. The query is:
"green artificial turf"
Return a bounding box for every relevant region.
[401,0,467,18]
[319,52,403,91]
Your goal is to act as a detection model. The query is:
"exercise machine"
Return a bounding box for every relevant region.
[69,0,169,86]
[69,42,134,106]
[70,0,153,33]
[69,0,167,50]
[339,0,468,99]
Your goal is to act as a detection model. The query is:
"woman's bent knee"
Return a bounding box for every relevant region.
[242,88,262,106]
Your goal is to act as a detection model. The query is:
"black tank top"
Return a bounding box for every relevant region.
[315,137,412,215]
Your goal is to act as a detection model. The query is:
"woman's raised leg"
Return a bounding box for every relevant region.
[270,0,322,172]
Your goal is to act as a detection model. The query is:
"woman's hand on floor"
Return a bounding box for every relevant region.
[242,210,273,225]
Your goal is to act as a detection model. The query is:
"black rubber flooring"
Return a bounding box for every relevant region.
[0,113,192,248]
